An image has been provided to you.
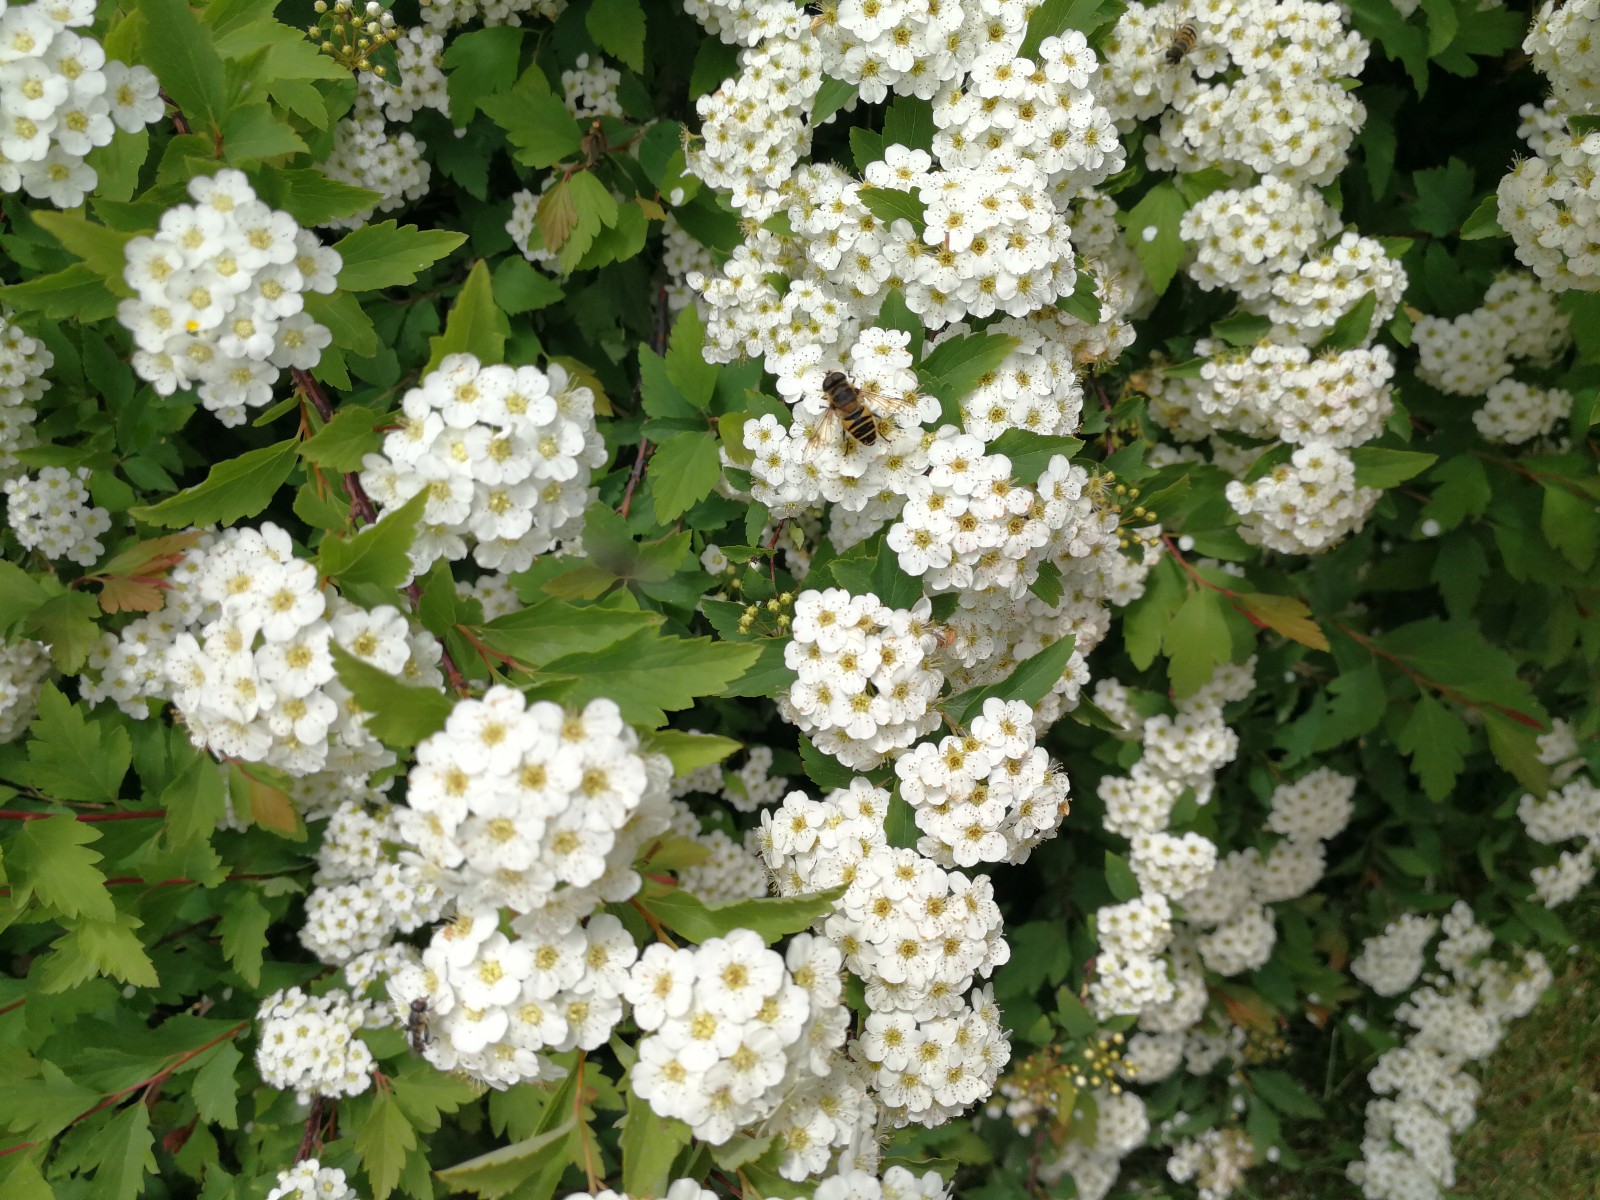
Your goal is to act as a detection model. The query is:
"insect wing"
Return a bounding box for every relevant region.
[804,405,842,455]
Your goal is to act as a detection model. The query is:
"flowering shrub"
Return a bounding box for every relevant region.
[0,1,1597,1200]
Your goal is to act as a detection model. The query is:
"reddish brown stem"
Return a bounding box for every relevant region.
[619,438,651,519]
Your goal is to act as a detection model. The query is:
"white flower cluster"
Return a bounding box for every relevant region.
[358,354,605,579]
[1148,338,1395,450]
[1036,1090,1153,1200]
[663,215,719,313]
[852,986,1009,1130]
[1518,742,1600,906]
[4,465,110,565]
[1498,129,1600,291]
[630,930,855,1152]
[1224,440,1380,555]
[255,986,375,1104]
[780,588,943,770]
[1179,176,1405,342]
[562,53,622,120]
[1166,1128,1257,1200]
[1412,272,1571,398]
[565,1184,714,1200]
[419,0,566,30]
[1524,0,1600,119]
[266,1160,360,1200]
[117,170,340,426]
[0,637,49,742]
[1098,0,1369,185]
[80,523,442,779]
[320,97,431,230]
[894,697,1071,866]
[361,28,449,123]
[0,0,163,207]
[388,689,674,1088]
[814,1166,949,1200]
[1351,913,1439,998]
[0,306,47,473]
[299,800,445,966]
[1474,378,1572,445]
[1348,903,1553,1200]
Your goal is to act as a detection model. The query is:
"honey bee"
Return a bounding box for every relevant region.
[805,371,915,453]
[1164,21,1198,65]
[406,997,432,1056]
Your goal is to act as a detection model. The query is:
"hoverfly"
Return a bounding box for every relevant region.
[805,370,916,453]
[1164,21,1198,65]
[406,997,432,1056]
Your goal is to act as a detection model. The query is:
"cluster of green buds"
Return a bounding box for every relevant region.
[995,1034,1134,1140]
[1086,470,1160,551]
[1240,1026,1291,1065]
[306,0,402,76]
[737,592,795,636]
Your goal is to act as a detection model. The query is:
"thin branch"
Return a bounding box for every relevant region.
[0,809,164,822]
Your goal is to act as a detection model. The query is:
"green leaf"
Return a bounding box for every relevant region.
[1316,291,1378,351]
[1419,456,1490,531]
[218,889,271,987]
[1029,559,1064,606]
[1057,269,1103,325]
[92,1099,157,1200]
[799,736,855,792]
[1483,710,1550,795]
[28,211,135,289]
[14,684,131,803]
[587,0,646,71]
[538,631,762,727]
[331,645,455,748]
[948,635,1077,723]
[1121,183,1188,295]
[221,102,307,163]
[434,1120,575,1199]
[161,752,227,847]
[6,813,114,921]
[641,730,742,773]
[1104,851,1140,902]
[916,332,1021,422]
[651,431,723,524]
[858,186,927,234]
[1251,1069,1324,1118]
[1410,159,1475,238]
[1350,447,1438,489]
[1540,484,1599,571]
[1349,0,1430,93]
[442,26,525,124]
[1459,192,1506,240]
[191,1042,242,1129]
[1396,693,1470,801]
[1124,558,1184,670]
[882,95,935,152]
[129,439,299,529]
[480,84,584,169]
[355,1088,418,1200]
[300,405,384,474]
[333,221,468,292]
[137,0,228,132]
[644,884,845,945]
[306,290,379,358]
[1164,588,1230,698]
[22,591,103,673]
[556,170,620,274]
[475,597,662,667]
[850,126,886,172]
[427,259,509,371]
[665,306,718,410]
[620,1093,692,1197]
[811,76,857,123]
[986,430,1083,484]
[253,167,383,227]
[492,256,563,315]
[318,488,429,589]
[0,561,51,633]
[0,263,120,322]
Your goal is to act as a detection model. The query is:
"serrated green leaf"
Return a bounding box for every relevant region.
[1316,291,1378,351]
[651,431,723,524]
[587,0,646,71]
[538,631,762,727]
[1164,588,1230,698]
[129,439,299,529]
[1483,710,1550,795]
[306,289,379,358]
[300,405,384,474]
[355,1088,418,1200]
[253,167,382,227]
[481,83,584,169]
[0,561,51,633]
[436,1120,575,1198]
[6,813,113,920]
[442,26,525,124]
[1104,851,1140,902]
[333,221,468,292]
[427,260,508,371]
[221,101,307,163]
[1459,192,1505,240]
[14,685,131,803]
[29,211,136,290]
[986,430,1083,484]
[642,730,742,773]
[665,305,717,410]
[1122,183,1188,295]
[319,488,428,589]
[948,635,1078,723]
[161,751,227,847]
[22,590,102,673]
[1396,693,1470,801]
[858,186,927,234]
[492,256,563,315]
[1540,483,1599,571]
[218,889,270,987]
[191,1042,242,1129]
[474,596,662,667]
[91,1098,157,1200]
[331,644,455,748]
[137,0,227,132]
[1251,1069,1324,1118]
[620,1092,691,1197]
[1350,446,1437,489]
[0,263,119,321]
[916,332,1020,423]
[644,884,845,945]
[882,95,935,153]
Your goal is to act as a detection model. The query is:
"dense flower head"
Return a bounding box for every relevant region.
[1224,440,1380,555]
[266,1159,360,1200]
[0,1,164,206]
[4,465,110,565]
[319,97,432,230]
[0,307,48,473]
[116,170,340,425]
[359,354,606,578]
[255,986,375,1104]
